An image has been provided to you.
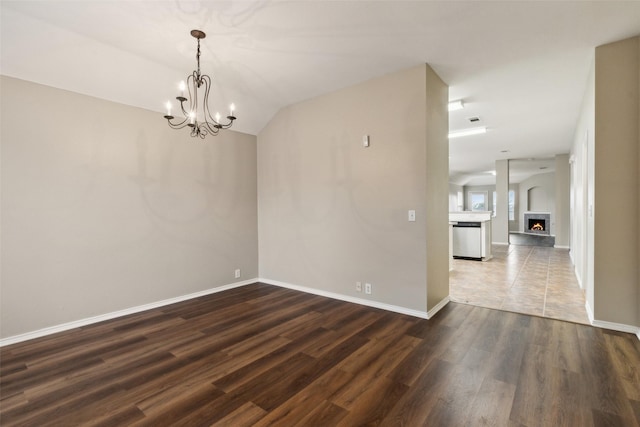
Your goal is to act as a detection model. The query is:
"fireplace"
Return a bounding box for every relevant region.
[523,212,550,235]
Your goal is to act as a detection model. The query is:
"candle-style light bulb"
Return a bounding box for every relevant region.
[189,111,195,124]
[165,101,172,116]
[215,112,221,123]
[229,103,236,117]
[179,81,186,97]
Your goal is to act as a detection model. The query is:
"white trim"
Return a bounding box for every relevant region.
[585,300,594,324]
[0,279,257,347]
[492,241,509,246]
[591,320,640,337]
[259,278,430,319]
[575,267,584,290]
[554,245,570,249]
[427,296,450,319]
[585,301,640,340]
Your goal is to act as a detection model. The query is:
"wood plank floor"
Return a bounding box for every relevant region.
[1,283,639,426]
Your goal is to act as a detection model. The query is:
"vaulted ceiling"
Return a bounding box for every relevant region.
[2,1,639,185]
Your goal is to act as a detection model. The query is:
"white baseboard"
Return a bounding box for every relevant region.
[575,267,583,290]
[591,319,640,337]
[585,300,594,323]
[1,277,447,347]
[554,245,570,249]
[259,278,430,319]
[585,300,640,341]
[492,241,509,246]
[5,276,634,346]
[0,278,257,347]
[427,296,450,319]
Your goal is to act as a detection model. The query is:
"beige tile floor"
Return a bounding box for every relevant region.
[449,244,590,324]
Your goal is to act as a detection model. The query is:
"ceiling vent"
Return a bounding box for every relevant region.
[468,116,480,123]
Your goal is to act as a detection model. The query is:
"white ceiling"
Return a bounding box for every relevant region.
[2,1,639,185]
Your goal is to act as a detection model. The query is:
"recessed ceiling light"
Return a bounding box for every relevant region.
[448,126,487,139]
[448,100,464,111]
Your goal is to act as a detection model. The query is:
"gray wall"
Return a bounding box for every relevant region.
[571,51,596,307]
[1,76,259,339]
[592,36,639,327]
[571,35,639,329]
[257,64,449,314]
[509,183,520,232]
[493,159,509,245]
[424,65,450,311]
[554,154,570,247]
[448,183,463,212]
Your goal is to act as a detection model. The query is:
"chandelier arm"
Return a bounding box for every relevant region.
[202,75,235,128]
[179,98,190,117]
[200,75,218,125]
[204,119,230,130]
[201,120,221,134]
[166,116,191,129]
[177,74,194,117]
[188,73,199,118]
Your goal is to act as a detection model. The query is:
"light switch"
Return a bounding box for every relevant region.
[363,135,370,147]
[408,210,416,222]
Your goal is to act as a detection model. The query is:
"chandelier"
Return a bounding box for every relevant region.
[163,29,236,139]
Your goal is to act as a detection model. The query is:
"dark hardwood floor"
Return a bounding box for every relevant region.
[1,283,639,426]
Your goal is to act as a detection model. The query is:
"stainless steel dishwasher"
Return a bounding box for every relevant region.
[452,221,482,259]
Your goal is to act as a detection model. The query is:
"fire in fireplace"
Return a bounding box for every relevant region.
[523,212,551,236]
[528,219,545,232]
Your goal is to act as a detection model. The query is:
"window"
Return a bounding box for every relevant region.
[508,190,515,221]
[468,191,487,211]
[491,190,515,219]
[492,191,497,217]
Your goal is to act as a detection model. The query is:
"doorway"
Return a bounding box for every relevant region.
[448,157,589,324]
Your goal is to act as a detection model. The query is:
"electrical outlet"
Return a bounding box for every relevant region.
[365,283,372,294]
[234,269,241,279]
[356,281,362,292]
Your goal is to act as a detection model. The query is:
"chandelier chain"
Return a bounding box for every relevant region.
[196,37,202,86]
